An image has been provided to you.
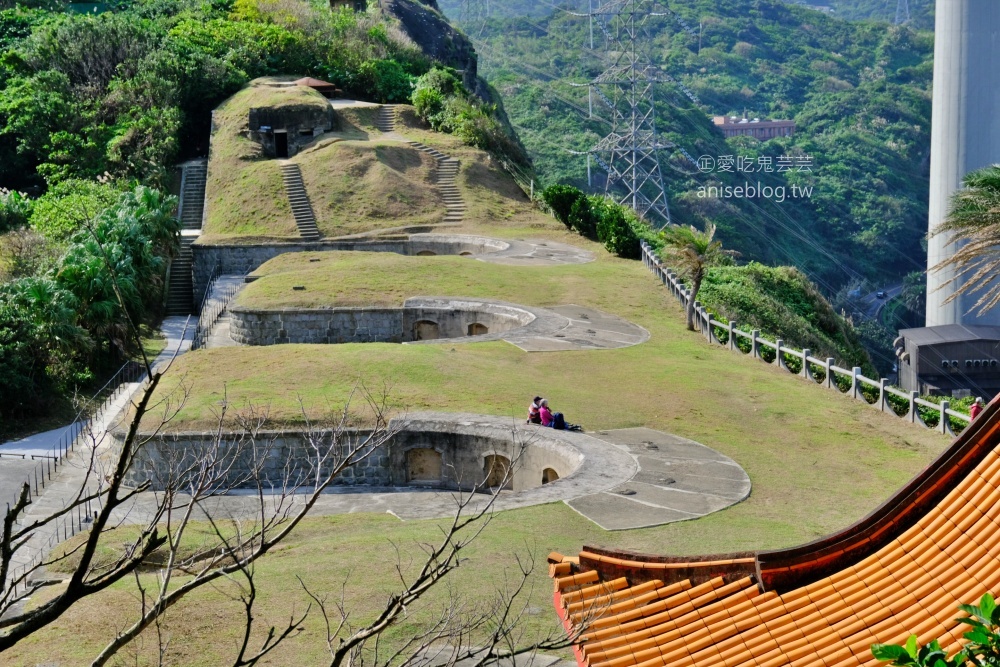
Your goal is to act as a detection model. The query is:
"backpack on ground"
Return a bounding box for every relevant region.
[552,412,566,430]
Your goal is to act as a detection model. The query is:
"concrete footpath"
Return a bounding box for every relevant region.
[2,317,193,595]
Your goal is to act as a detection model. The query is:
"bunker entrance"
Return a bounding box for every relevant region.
[407,448,442,484]
[412,320,440,340]
[484,455,512,489]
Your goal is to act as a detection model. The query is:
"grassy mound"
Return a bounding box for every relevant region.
[203,79,329,241]
[9,218,952,667]
[201,85,551,243]
[237,248,594,309]
[152,237,947,550]
[297,139,443,237]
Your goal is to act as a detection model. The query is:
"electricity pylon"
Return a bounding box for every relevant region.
[575,0,673,227]
[895,0,910,24]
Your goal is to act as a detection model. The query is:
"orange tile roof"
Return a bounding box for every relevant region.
[550,399,1000,666]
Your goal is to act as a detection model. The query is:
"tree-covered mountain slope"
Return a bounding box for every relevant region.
[796,0,934,30]
[439,0,933,293]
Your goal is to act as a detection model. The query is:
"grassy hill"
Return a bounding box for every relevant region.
[439,0,933,293]
[51,226,945,665]
[4,29,955,661]
[201,82,549,242]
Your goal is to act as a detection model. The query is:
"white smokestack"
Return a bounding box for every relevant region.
[926,0,1000,326]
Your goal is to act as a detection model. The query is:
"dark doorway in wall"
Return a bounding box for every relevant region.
[413,320,439,341]
[407,448,442,483]
[542,468,559,484]
[468,323,488,336]
[274,130,289,158]
[484,455,512,489]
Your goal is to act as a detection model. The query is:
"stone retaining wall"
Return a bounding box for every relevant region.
[192,241,400,303]
[229,300,534,346]
[191,235,510,304]
[118,418,581,492]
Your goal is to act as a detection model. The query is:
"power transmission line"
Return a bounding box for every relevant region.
[894,0,910,25]
[572,0,674,227]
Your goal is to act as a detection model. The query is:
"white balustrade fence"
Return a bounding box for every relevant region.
[640,241,970,436]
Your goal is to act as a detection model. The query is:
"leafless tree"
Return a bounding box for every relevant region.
[1,210,584,665]
[1,361,583,665]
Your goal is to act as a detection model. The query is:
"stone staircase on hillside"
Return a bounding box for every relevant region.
[407,140,465,225]
[376,104,396,132]
[166,159,207,316]
[166,236,196,315]
[178,159,206,230]
[279,163,321,241]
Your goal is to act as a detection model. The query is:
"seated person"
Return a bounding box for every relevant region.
[539,399,553,427]
[527,396,542,424]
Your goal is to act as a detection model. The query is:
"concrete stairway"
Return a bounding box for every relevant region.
[166,160,207,316]
[279,163,321,241]
[407,141,465,225]
[166,236,195,315]
[178,159,206,230]
[376,104,396,132]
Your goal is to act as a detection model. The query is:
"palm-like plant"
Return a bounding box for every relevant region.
[932,165,1000,315]
[658,223,737,331]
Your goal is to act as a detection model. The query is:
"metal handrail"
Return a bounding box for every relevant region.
[639,240,970,435]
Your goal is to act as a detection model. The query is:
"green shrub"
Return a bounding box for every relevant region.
[697,262,872,372]
[411,66,462,126]
[568,195,599,239]
[594,198,642,259]
[30,179,124,241]
[0,188,33,232]
[541,184,584,227]
[356,59,413,103]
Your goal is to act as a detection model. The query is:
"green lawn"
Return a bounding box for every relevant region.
[2,91,956,667]
[152,236,947,551]
[7,234,951,667]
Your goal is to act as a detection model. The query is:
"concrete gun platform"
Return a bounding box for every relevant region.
[105,417,749,532]
[565,428,751,530]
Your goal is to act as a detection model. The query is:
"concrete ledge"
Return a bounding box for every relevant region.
[191,234,593,303]
[227,297,649,351]
[115,414,750,530]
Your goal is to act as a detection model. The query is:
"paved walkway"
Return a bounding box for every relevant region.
[475,238,595,267]
[567,428,751,530]
[200,275,245,349]
[2,317,194,596]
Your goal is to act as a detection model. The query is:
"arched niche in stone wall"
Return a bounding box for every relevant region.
[407,448,442,484]
[412,320,440,340]
[484,454,513,490]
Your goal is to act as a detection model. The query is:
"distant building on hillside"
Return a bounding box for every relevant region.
[895,325,1000,397]
[712,116,795,140]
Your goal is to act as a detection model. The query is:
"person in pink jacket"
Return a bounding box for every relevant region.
[538,399,553,427]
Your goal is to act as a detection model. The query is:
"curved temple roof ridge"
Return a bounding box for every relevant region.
[550,397,1000,667]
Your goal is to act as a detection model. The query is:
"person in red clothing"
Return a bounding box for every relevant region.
[538,399,554,427]
[527,396,542,424]
[970,397,985,420]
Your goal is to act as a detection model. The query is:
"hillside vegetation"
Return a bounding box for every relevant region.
[698,262,870,369]
[441,0,933,292]
[802,0,934,30]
